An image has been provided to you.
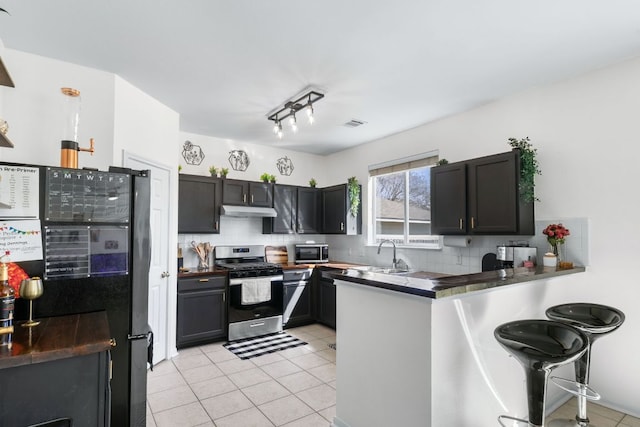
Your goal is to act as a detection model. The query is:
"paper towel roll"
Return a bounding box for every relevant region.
[443,236,471,247]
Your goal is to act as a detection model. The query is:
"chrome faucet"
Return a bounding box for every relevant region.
[377,239,397,269]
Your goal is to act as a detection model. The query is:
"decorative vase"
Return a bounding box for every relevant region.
[549,242,562,264]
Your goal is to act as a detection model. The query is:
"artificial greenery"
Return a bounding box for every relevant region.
[269,174,276,183]
[437,159,449,165]
[260,173,271,182]
[309,178,317,188]
[208,166,218,176]
[220,167,229,177]
[178,165,182,173]
[508,136,541,203]
[347,176,360,217]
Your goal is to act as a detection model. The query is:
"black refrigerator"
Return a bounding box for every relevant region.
[5,163,153,427]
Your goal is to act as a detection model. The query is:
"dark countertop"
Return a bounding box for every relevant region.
[178,267,229,279]
[0,311,112,370]
[332,265,586,299]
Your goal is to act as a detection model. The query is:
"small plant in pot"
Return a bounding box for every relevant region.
[309,178,317,188]
[208,166,218,177]
[260,173,271,183]
[269,174,277,183]
[220,168,229,178]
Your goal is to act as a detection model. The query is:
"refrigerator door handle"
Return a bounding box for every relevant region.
[127,330,153,370]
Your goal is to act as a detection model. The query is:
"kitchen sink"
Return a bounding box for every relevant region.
[351,266,412,275]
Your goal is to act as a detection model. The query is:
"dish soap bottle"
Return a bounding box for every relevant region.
[0,250,15,348]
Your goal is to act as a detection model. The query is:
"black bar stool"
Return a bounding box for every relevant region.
[495,319,589,427]
[545,303,625,427]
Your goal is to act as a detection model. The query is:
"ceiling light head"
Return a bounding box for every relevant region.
[289,112,298,133]
[277,121,283,139]
[306,101,314,124]
[273,119,280,135]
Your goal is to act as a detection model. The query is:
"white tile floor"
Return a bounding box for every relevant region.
[146,324,337,427]
[146,323,640,427]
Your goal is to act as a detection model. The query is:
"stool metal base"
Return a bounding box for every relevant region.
[498,414,539,427]
[547,418,590,427]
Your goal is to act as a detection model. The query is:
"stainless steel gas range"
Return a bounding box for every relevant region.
[214,245,284,341]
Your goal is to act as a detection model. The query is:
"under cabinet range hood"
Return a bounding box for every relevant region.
[221,205,277,218]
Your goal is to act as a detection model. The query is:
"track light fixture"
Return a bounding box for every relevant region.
[268,89,324,139]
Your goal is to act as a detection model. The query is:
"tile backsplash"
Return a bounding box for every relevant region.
[178,216,588,275]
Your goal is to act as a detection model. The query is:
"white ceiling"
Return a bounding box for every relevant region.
[1,1,640,155]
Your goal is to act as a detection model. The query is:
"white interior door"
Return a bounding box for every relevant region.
[124,153,171,364]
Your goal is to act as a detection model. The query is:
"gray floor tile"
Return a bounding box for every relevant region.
[153,402,212,427]
[190,375,238,400]
[214,406,275,427]
[147,384,198,413]
[281,412,331,427]
[201,389,254,420]
[258,395,314,426]
[295,384,336,411]
[276,371,323,394]
[242,379,291,406]
[181,363,225,385]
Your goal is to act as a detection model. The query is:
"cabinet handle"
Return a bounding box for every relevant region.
[471,217,475,229]
[199,278,210,282]
[340,222,344,231]
[459,218,463,230]
[251,194,254,204]
[215,221,219,231]
[223,292,226,302]
[243,194,247,203]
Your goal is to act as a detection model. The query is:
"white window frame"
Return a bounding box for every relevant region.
[368,152,442,249]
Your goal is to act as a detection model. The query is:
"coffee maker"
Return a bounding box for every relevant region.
[496,242,537,268]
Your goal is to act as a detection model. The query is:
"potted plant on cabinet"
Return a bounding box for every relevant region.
[507,137,541,203]
[309,178,317,188]
[260,173,271,183]
[348,176,360,217]
[220,167,229,178]
[208,166,218,177]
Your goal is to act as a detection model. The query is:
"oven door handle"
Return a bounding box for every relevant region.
[229,275,283,286]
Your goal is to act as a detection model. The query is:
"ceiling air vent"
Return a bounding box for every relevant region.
[343,119,367,128]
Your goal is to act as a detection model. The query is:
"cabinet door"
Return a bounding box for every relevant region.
[430,163,467,235]
[283,282,313,328]
[177,288,226,348]
[467,151,518,234]
[222,179,248,205]
[322,185,347,234]
[318,279,336,329]
[178,174,221,233]
[249,182,273,207]
[271,185,296,234]
[297,187,320,234]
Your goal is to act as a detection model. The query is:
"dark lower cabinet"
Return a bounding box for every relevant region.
[177,275,227,348]
[283,269,314,328]
[314,269,336,329]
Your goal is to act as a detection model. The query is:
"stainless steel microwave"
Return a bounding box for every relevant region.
[294,244,329,264]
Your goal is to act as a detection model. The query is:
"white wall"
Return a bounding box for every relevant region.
[0,48,115,169]
[325,56,640,416]
[178,131,328,186]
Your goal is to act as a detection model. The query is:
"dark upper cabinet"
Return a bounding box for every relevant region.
[264,185,297,234]
[263,185,321,234]
[321,184,362,235]
[297,187,321,234]
[430,150,534,235]
[178,174,221,233]
[222,179,273,207]
[430,163,467,234]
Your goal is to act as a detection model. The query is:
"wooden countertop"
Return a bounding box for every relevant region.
[333,265,586,299]
[0,311,112,370]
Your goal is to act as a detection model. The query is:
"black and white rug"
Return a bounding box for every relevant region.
[224,332,307,360]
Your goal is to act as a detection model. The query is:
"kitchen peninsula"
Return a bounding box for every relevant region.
[331,265,585,427]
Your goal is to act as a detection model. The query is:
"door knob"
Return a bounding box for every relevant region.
[161,271,170,278]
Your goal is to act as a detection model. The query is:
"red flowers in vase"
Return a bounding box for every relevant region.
[543,223,570,257]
